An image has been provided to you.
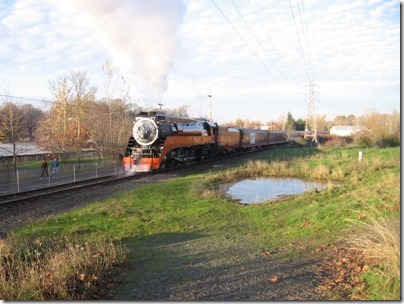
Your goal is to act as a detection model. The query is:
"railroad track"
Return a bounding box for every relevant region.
[0,173,142,205]
[0,143,291,207]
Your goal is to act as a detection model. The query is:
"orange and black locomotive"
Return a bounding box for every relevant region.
[123,111,286,172]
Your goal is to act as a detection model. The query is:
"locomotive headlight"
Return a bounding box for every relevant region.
[133,118,159,146]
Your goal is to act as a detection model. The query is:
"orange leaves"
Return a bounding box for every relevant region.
[315,245,369,300]
[314,243,330,253]
[268,276,281,284]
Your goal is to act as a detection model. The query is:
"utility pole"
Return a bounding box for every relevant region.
[304,82,319,146]
[158,103,163,111]
[208,94,213,122]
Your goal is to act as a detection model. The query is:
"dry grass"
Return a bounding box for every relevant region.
[310,164,330,179]
[190,182,222,199]
[348,155,398,174]
[330,167,345,180]
[0,234,127,300]
[345,209,400,298]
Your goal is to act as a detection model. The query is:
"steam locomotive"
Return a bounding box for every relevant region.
[123,111,287,172]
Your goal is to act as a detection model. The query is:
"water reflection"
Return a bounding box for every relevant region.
[222,177,331,204]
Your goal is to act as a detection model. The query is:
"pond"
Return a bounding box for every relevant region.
[221,177,331,204]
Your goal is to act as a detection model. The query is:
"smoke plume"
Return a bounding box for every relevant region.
[67,0,186,99]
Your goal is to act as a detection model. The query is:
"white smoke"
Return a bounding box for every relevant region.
[58,0,186,99]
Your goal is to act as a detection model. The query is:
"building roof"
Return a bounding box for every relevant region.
[330,126,361,131]
[0,142,51,157]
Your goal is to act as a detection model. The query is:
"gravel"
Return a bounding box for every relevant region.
[108,234,326,300]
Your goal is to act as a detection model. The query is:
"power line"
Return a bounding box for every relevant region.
[300,0,317,82]
[210,1,278,80]
[230,0,290,83]
[247,0,299,83]
[210,0,302,102]
[0,94,132,115]
[288,0,311,83]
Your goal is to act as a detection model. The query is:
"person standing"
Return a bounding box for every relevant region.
[51,158,60,179]
[40,159,49,179]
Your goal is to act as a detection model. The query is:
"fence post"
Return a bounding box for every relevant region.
[74,164,76,182]
[96,162,98,178]
[16,170,20,193]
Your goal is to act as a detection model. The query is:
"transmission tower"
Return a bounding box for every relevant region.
[304,82,319,146]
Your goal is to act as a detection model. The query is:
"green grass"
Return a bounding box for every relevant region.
[16,156,114,169]
[1,146,400,300]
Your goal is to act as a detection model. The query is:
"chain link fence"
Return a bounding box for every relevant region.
[0,160,124,195]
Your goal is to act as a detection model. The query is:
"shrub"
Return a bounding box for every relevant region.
[379,135,400,147]
[358,136,372,148]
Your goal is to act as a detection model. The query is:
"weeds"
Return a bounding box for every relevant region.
[345,209,400,300]
[0,234,127,300]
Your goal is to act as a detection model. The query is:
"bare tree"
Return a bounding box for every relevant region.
[37,75,73,160]
[0,99,25,168]
[86,101,110,160]
[21,104,44,141]
[99,62,132,160]
[359,110,400,146]
[37,71,96,162]
[69,71,96,163]
[49,74,72,138]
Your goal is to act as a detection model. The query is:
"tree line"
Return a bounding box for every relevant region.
[0,67,400,168]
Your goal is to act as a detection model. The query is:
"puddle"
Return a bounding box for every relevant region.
[221,177,332,204]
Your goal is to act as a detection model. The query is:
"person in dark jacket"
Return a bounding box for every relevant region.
[40,159,49,179]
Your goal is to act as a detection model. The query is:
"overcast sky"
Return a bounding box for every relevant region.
[0,0,400,123]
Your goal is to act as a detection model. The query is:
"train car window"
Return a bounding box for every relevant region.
[228,128,240,133]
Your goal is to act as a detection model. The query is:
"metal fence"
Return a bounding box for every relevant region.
[0,160,124,195]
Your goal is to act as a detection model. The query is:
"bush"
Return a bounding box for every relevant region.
[379,135,400,147]
[358,136,372,148]
[321,136,349,148]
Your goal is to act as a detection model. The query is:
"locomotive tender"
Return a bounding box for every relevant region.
[123,111,287,172]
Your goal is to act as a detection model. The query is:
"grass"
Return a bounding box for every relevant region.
[345,209,400,300]
[15,156,115,169]
[0,146,400,300]
[0,235,127,300]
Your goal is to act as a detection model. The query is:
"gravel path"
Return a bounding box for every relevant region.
[108,233,326,300]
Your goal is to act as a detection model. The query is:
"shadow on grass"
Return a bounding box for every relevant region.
[109,231,324,301]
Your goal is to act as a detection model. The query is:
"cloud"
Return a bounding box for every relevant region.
[54,0,186,101]
[0,0,399,122]
[369,0,399,18]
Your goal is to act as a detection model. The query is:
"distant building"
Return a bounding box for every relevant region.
[0,142,50,158]
[329,126,362,137]
[0,142,51,165]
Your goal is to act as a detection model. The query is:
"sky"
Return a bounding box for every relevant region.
[0,0,400,123]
